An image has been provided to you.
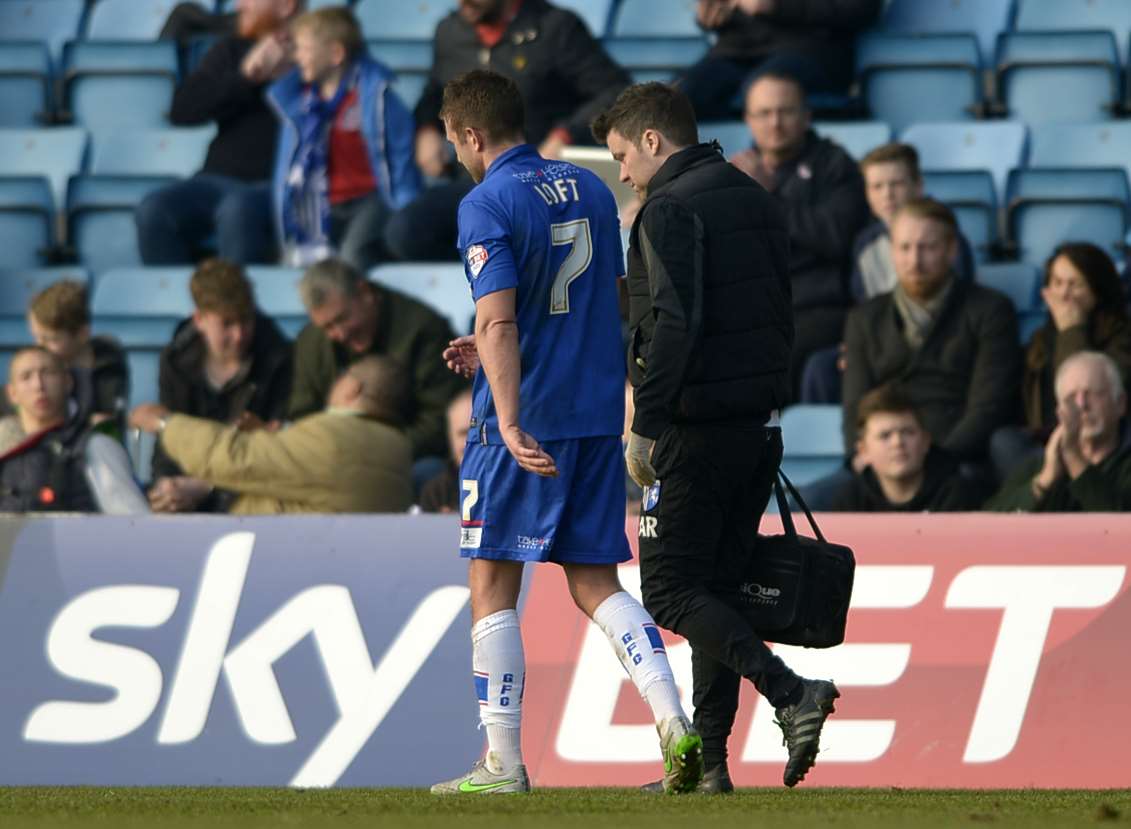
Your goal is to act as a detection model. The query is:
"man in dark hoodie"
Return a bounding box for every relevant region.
[829,384,986,512]
[144,258,292,512]
[135,0,301,265]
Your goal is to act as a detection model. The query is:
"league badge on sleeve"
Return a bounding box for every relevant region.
[643,481,661,512]
[466,244,489,278]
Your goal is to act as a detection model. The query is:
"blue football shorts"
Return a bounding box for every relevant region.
[457,435,632,564]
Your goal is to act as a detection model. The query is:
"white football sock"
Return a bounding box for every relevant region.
[593,591,685,724]
[472,609,525,772]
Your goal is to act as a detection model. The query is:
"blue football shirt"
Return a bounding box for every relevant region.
[457,144,625,443]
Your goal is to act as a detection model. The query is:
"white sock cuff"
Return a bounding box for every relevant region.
[592,591,640,626]
[472,608,520,643]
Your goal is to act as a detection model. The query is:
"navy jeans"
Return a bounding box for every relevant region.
[135,173,275,265]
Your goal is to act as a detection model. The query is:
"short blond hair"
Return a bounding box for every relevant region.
[291,6,363,57]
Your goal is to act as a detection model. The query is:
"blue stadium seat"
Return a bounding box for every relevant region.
[883,0,1015,65]
[698,120,750,158]
[1006,167,1129,266]
[85,0,209,41]
[0,266,89,346]
[90,127,214,176]
[1018,309,1050,343]
[0,176,55,268]
[975,262,1041,313]
[245,266,307,339]
[355,0,454,39]
[63,40,178,129]
[0,127,88,211]
[366,40,431,73]
[603,37,709,84]
[813,121,892,160]
[370,263,474,335]
[67,175,174,273]
[390,71,429,110]
[1014,0,1131,68]
[91,267,194,411]
[857,34,982,133]
[922,170,997,263]
[780,405,845,487]
[0,0,85,67]
[556,0,615,37]
[1028,122,1131,184]
[0,43,51,126]
[995,31,1119,124]
[901,121,1028,206]
[611,0,699,37]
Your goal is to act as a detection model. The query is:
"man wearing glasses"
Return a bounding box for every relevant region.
[730,71,869,400]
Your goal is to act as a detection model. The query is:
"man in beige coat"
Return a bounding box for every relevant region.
[129,355,412,513]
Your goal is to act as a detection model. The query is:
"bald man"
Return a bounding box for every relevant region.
[130,355,414,513]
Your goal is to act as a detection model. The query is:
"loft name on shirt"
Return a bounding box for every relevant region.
[532,177,581,206]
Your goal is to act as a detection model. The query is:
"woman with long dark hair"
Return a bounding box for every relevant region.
[991,242,1131,478]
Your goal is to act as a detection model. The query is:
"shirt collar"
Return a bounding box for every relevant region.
[483,143,538,182]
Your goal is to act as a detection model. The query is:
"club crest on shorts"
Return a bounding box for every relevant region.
[466,244,489,277]
[642,481,661,512]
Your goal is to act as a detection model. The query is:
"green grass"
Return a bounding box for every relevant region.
[1,788,1129,829]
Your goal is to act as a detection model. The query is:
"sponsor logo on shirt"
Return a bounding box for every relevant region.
[466,244,488,278]
[516,535,552,552]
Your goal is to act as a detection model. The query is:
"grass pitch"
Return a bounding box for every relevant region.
[1,788,1129,829]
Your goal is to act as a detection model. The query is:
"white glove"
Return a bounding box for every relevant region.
[625,431,657,488]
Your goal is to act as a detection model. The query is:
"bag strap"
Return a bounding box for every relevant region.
[774,469,828,544]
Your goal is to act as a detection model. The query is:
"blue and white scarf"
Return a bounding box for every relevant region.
[282,64,359,266]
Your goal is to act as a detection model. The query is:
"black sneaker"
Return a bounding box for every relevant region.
[774,678,840,788]
[640,763,734,794]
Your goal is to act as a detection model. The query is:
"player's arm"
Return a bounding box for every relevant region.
[474,289,557,477]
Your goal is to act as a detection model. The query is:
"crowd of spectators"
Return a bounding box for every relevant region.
[2,0,1129,515]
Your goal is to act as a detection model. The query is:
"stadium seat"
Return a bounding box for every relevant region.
[975,262,1041,313]
[67,175,174,274]
[0,43,51,127]
[85,0,210,41]
[611,0,699,37]
[556,0,615,37]
[995,31,1120,124]
[0,266,89,346]
[366,40,431,73]
[0,127,87,211]
[883,0,1015,65]
[63,40,178,129]
[1006,167,1129,266]
[698,120,750,158]
[857,34,983,133]
[901,121,1028,206]
[355,0,454,39]
[90,127,214,177]
[0,0,85,67]
[245,266,307,339]
[390,71,429,110]
[921,170,997,263]
[370,263,474,335]
[1014,0,1131,68]
[1028,122,1131,184]
[0,176,56,268]
[603,37,709,84]
[1017,309,1050,343]
[813,121,893,160]
[780,405,845,488]
[91,267,193,412]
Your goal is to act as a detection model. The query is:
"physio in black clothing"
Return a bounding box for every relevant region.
[593,83,840,792]
[135,0,300,265]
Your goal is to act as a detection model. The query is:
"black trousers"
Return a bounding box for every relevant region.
[638,423,800,770]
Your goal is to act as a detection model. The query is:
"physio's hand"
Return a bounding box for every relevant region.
[625,431,657,487]
[129,403,169,434]
[502,425,558,477]
[443,335,479,379]
[148,476,211,513]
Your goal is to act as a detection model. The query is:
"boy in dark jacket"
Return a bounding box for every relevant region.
[145,259,292,512]
[829,384,986,512]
